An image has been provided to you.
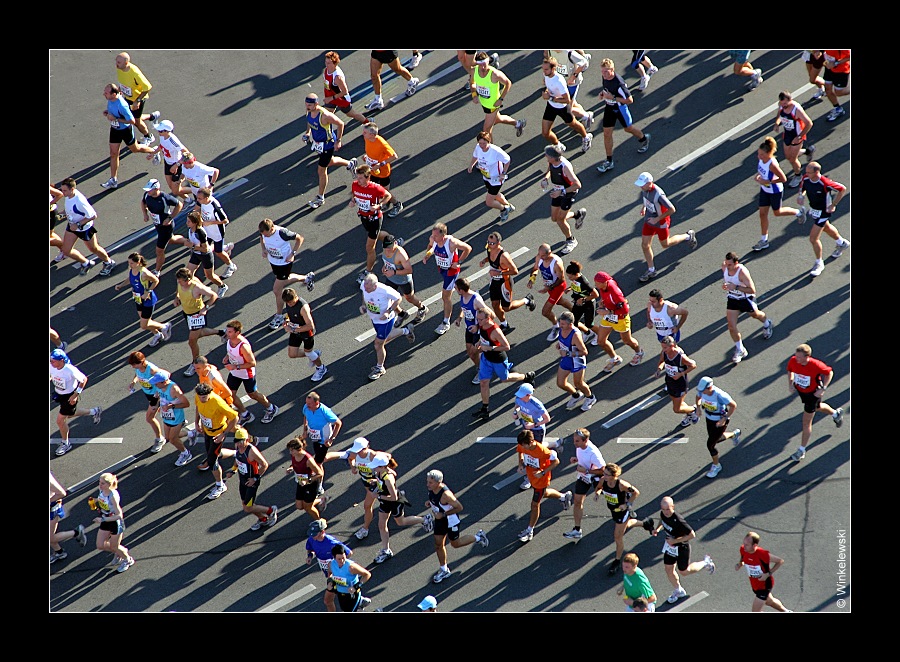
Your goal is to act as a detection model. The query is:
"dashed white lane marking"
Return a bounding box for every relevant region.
[259,584,320,613]
[665,590,709,612]
[601,392,665,428]
[616,437,689,445]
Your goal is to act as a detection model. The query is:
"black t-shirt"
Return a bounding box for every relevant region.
[660,510,693,542]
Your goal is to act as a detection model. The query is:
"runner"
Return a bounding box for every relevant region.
[539,55,592,153]
[468,131,515,222]
[695,376,740,479]
[148,372,193,467]
[470,308,536,421]
[113,252,171,347]
[514,429,573,543]
[479,231,535,332]
[258,218,315,330]
[786,343,844,462]
[305,519,353,612]
[650,496,716,604]
[563,428,606,541]
[599,463,654,575]
[420,469,489,584]
[322,51,370,127]
[470,52,526,139]
[139,178,184,275]
[656,335,699,427]
[50,349,102,457]
[362,123,404,217]
[222,319,280,424]
[454,277,489,385]
[634,172,697,282]
[555,311,596,412]
[282,287,327,382]
[526,243,572,342]
[193,382,238,499]
[381,234,428,324]
[359,272,415,380]
[371,456,431,564]
[795,161,849,277]
[126,351,168,453]
[595,57,651,174]
[91,472,135,573]
[722,251,773,363]
[174,267,222,377]
[422,222,472,336]
[735,531,791,612]
[301,93,357,209]
[646,288,689,343]
[539,145,586,255]
[348,163,392,284]
[233,426,278,531]
[589,271,644,372]
[751,136,804,252]
[286,436,327,520]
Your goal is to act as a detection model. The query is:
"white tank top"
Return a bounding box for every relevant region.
[723,264,749,300]
[649,300,678,335]
[226,338,253,379]
[757,157,782,194]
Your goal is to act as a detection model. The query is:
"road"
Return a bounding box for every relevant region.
[49,49,850,613]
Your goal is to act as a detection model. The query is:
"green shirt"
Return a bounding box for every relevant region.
[623,567,654,600]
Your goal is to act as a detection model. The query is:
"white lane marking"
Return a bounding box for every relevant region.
[666,84,814,173]
[493,472,526,491]
[616,437,688,445]
[68,456,143,493]
[51,438,123,445]
[355,247,531,342]
[476,436,559,444]
[665,590,709,612]
[259,584,319,612]
[74,178,249,266]
[601,392,664,428]
[387,58,461,105]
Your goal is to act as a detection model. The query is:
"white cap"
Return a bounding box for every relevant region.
[349,437,369,453]
[418,595,438,610]
[368,453,390,469]
[634,172,654,187]
[154,119,174,132]
[142,178,161,191]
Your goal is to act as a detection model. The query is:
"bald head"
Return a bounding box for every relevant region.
[661,496,675,512]
[115,52,131,70]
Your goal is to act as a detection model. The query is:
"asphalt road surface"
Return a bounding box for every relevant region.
[49,49,850,614]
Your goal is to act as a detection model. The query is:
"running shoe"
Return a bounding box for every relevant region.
[475,529,489,548]
[517,528,533,543]
[79,259,97,276]
[565,394,585,410]
[311,365,328,382]
[563,528,583,540]
[831,240,850,259]
[206,483,227,499]
[365,97,385,111]
[101,177,118,189]
[705,464,722,479]
[629,350,645,366]
[175,450,193,467]
[387,201,404,218]
[762,319,774,340]
[637,132,651,153]
[305,271,316,292]
[355,527,370,540]
[826,106,845,121]
[368,365,386,380]
[435,321,451,336]
[668,587,688,604]
[580,395,597,411]
[422,513,434,533]
[574,207,587,230]
[560,237,578,255]
[405,78,419,97]
[751,238,770,251]
[581,132,593,153]
[346,157,359,173]
[602,355,623,373]
[732,348,749,363]
[639,269,657,282]
[833,408,844,428]
[92,405,103,424]
[261,404,280,423]
[409,52,422,70]
[308,194,325,209]
[99,259,117,276]
[374,548,394,563]
[546,326,560,342]
[268,313,285,330]
[687,229,698,250]
[791,448,806,461]
[432,568,452,583]
[525,294,536,312]
[704,554,716,574]
[596,159,614,173]
[809,260,825,277]
[515,118,526,137]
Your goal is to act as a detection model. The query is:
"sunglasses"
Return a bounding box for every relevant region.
[305,98,317,103]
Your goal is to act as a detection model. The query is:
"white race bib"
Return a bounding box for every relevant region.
[311,141,325,154]
[187,313,206,330]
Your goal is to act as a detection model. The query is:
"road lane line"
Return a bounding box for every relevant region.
[616,437,689,445]
[601,392,664,428]
[355,246,530,342]
[387,58,461,105]
[50,437,123,446]
[476,436,558,444]
[665,590,709,612]
[259,584,319,612]
[666,84,814,173]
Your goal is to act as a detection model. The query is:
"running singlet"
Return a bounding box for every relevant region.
[599,478,629,512]
[538,256,561,287]
[478,322,507,362]
[649,302,678,336]
[757,157,782,194]
[723,265,750,300]
[662,348,688,382]
[548,157,575,193]
[307,111,336,153]
[473,66,500,109]
[234,444,260,479]
[157,381,186,426]
[129,269,157,306]
[459,292,484,332]
[226,338,254,380]
[431,238,460,276]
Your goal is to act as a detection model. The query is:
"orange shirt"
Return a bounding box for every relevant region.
[519,443,554,489]
[364,136,395,179]
[824,50,850,74]
[198,365,233,405]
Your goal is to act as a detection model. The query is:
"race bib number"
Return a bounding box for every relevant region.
[663,542,679,557]
[745,564,763,578]
[782,118,795,131]
[267,246,287,259]
[577,471,593,485]
[109,119,121,128]
[236,460,249,475]
[318,558,331,571]
[475,84,490,99]
[120,84,134,98]
[295,473,309,484]
[331,575,348,587]
[793,374,812,389]
[311,141,325,154]
[365,301,381,314]
[603,492,618,505]
[653,319,668,330]
[161,407,176,422]
[463,308,475,320]
[133,292,144,303]
[52,375,67,391]
[522,455,540,469]
[435,255,452,269]
[665,364,680,378]
[187,313,206,330]
[308,428,322,441]
[556,64,569,75]
[138,378,152,389]
[149,212,161,224]
[364,155,379,167]
[809,208,822,219]
[604,314,619,323]
[356,198,371,212]
[199,414,213,430]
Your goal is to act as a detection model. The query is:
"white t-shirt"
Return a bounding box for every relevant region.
[472,143,511,186]
[361,282,400,324]
[64,190,97,232]
[574,441,606,484]
[160,133,188,165]
[544,72,569,109]
[182,161,217,193]
[50,362,86,395]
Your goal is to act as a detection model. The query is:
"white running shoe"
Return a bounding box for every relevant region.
[519,476,531,491]
[581,132,593,153]
[405,78,419,97]
[434,321,451,336]
[831,240,850,259]
[206,483,227,499]
[222,262,238,279]
[638,75,650,91]
[409,52,423,70]
[308,194,325,209]
[565,394,585,410]
[365,97,385,111]
[311,365,328,382]
[175,450,193,467]
[546,326,560,342]
[667,587,688,604]
[580,111,594,131]
[261,404,280,423]
[101,177,118,189]
[732,348,749,363]
[354,527,369,540]
[268,313,285,330]
[809,260,825,277]
[580,395,597,411]
[432,568,452,583]
[705,464,722,479]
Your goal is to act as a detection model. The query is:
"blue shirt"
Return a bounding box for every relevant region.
[329,558,360,594]
[134,361,162,395]
[302,403,339,444]
[516,395,548,431]
[155,381,186,426]
[106,95,134,129]
[698,386,734,420]
[306,534,351,561]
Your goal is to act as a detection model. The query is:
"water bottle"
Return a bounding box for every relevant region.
[88,496,98,510]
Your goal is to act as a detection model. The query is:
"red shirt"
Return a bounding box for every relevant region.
[787,356,832,394]
[351,180,388,218]
[740,545,773,591]
[598,279,629,315]
[824,50,850,74]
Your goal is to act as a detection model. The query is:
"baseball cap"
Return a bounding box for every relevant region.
[594,271,612,283]
[349,437,369,453]
[148,372,169,385]
[369,454,390,469]
[418,595,438,610]
[634,172,654,187]
[142,178,161,191]
[698,376,714,391]
[516,383,534,398]
[307,518,327,536]
[50,349,69,363]
[234,426,249,441]
[153,119,174,132]
[382,234,396,248]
